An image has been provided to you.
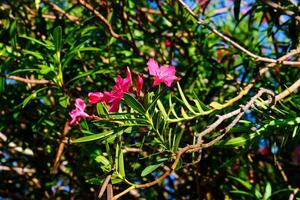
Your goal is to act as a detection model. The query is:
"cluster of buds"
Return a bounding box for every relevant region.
[69,58,180,125]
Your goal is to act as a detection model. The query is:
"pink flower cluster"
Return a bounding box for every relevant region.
[69,59,179,125]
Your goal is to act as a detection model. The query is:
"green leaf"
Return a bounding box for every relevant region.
[123,93,145,114]
[141,162,163,177]
[19,35,53,49]
[0,76,4,93]
[177,82,196,114]
[9,21,17,49]
[157,99,167,119]
[229,176,252,190]
[217,132,258,147]
[111,172,122,184]
[58,96,68,108]
[263,182,272,200]
[53,26,62,53]
[118,150,125,178]
[230,190,255,198]
[23,49,43,60]
[96,102,108,115]
[95,155,110,166]
[73,130,114,143]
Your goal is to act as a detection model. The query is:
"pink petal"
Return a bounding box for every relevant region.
[75,98,86,111]
[108,99,121,112]
[159,65,176,77]
[88,92,104,104]
[147,58,159,76]
[163,75,179,87]
[152,77,163,87]
[69,108,89,125]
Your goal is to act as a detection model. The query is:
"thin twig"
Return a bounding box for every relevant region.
[177,0,300,67]
[43,0,80,24]
[78,0,125,41]
[201,89,274,148]
[275,78,300,102]
[78,0,142,57]
[1,74,52,85]
[261,0,300,22]
[52,121,70,174]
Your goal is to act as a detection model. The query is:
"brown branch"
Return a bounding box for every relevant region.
[201,89,274,148]
[52,121,71,174]
[261,0,300,22]
[78,0,125,41]
[1,74,52,85]
[42,0,80,24]
[78,0,142,57]
[196,109,240,144]
[177,0,300,67]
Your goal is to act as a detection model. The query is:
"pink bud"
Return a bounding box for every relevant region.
[136,74,143,97]
[88,92,104,104]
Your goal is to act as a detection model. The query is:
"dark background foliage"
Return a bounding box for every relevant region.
[0,0,299,199]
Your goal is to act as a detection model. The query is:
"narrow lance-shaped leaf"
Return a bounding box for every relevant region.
[177,82,196,114]
[123,93,146,114]
[141,162,163,177]
[118,150,125,178]
[53,26,62,53]
[73,130,114,143]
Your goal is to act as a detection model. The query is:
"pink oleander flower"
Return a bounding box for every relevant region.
[136,74,143,97]
[88,92,104,104]
[147,58,180,87]
[103,67,132,112]
[69,98,89,125]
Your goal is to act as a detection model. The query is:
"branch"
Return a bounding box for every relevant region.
[261,0,300,22]
[78,0,125,41]
[52,121,71,173]
[1,74,52,85]
[43,0,80,24]
[201,89,274,148]
[177,0,300,67]
[275,78,300,102]
[78,0,143,57]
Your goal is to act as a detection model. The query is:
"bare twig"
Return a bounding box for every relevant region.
[261,0,300,22]
[1,74,52,85]
[201,89,274,148]
[46,1,80,24]
[52,121,71,173]
[275,78,300,102]
[78,0,142,57]
[78,0,125,41]
[177,0,300,67]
